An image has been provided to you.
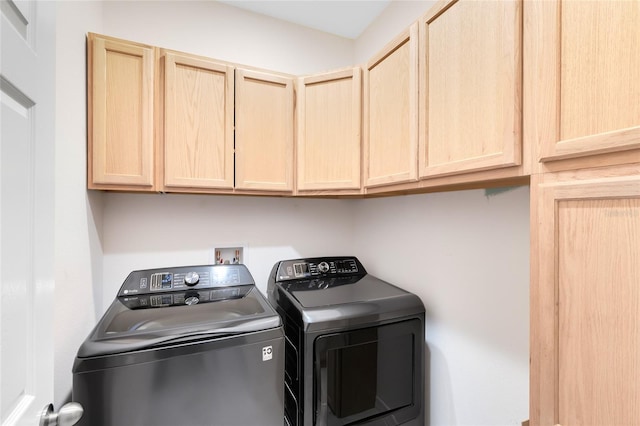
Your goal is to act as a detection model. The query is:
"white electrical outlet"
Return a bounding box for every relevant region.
[209,244,247,265]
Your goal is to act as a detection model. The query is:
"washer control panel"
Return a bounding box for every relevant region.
[274,256,364,282]
[118,264,254,297]
[120,286,249,309]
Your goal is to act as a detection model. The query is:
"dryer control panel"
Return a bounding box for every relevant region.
[273,256,365,282]
[117,264,255,297]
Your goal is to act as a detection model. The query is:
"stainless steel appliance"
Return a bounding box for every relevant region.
[72,264,284,426]
[267,256,425,426]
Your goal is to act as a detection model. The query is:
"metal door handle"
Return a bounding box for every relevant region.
[39,402,84,426]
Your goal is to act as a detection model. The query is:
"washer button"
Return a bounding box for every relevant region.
[318,262,330,273]
[184,271,200,286]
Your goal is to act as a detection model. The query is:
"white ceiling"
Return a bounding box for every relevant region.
[217,1,392,39]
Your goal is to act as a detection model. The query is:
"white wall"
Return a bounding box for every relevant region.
[355,0,436,64]
[353,187,530,426]
[102,0,354,75]
[54,0,104,406]
[101,194,355,307]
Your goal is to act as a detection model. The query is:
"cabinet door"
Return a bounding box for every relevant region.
[418,0,521,178]
[364,24,418,188]
[88,33,155,189]
[163,51,234,190]
[531,0,640,164]
[297,68,361,192]
[235,69,294,192]
[531,169,640,426]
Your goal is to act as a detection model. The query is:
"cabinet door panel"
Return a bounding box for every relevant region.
[533,172,640,425]
[365,24,418,188]
[419,0,521,178]
[558,198,640,425]
[235,69,294,192]
[163,52,234,189]
[89,34,155,188]
[297,68,361,192]
[535,0,640,162]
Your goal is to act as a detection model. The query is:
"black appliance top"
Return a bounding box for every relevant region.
[116,264,255,296]
[271,256,365,283]
[268,257,424,330]
[77,264,281,358]
[278,273,408,308]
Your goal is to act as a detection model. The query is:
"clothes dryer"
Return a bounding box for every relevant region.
[267,256,425,426]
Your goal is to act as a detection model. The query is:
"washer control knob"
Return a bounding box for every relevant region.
[318,262,330,274]
[184,271,200,286]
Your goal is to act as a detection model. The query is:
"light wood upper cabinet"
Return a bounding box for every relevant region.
[529,0,640,165]
[297,68,362,193]
[162,51,234,190]
[235,69,294,192]
[531,166,640,426]
[364,24,418,188]
[419,0,522,178]
[88,33,155,190]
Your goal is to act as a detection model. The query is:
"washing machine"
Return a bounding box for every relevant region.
[267,256,425,426]
[72,264,284,426]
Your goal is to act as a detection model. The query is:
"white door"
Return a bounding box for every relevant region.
[1,0,56,425]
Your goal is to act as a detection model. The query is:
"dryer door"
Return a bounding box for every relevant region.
[313,318,423,426]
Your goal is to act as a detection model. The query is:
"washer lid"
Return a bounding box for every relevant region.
[77,285,281,358]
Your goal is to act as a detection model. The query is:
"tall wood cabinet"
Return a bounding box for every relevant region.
[418,0,522,178]
[530,167,640,426]
[528,1,640,424]
[87,33,155,190]
[364,24,418,188]
[297,68,362,193]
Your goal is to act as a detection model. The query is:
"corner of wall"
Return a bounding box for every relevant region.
[353,0,436,63]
